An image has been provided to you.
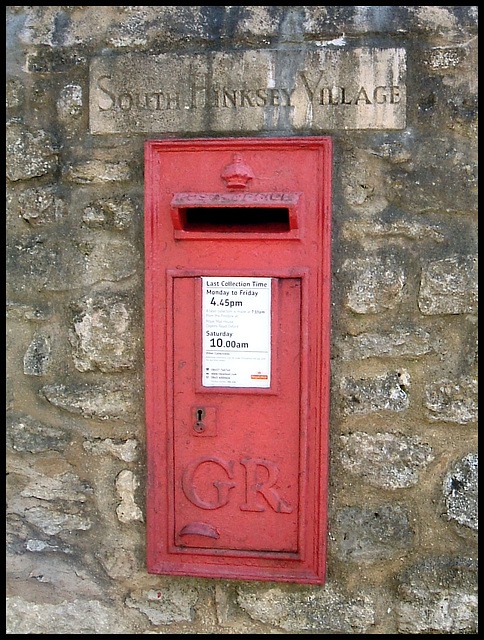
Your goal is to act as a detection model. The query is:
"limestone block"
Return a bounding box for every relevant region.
[6,121,59,182]
[342,255,407,314]
[23,505,91,536]
[332,504,414,562]
[395,556,478,633]
[70,293,138,373]
[56,83,83,123]
[425,376,478,424]
[40,380,139,422]
[442,453,478,531]
[81,196,135,231]
[6,413,71,453]
[340,432,434,489]
[336,327,434,360]
[6,597,132,634]
[418,256,478,315]
[23,332,52,376]
[17,186,67,226]
[115,470,143,523]
[83,438,138,462]
[340,371,409,415]
[20,471,93,503]
[236,583,375,633]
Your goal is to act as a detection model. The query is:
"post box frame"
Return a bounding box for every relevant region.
[145,137,332,584]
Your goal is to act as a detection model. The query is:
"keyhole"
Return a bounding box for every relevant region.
[194,408,206,433]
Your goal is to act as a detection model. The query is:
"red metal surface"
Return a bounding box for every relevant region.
[145,137,332,584]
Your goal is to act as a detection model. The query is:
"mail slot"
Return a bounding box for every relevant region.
[145,137,332,584]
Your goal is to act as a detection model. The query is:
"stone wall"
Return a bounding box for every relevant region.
[6,6,478,634]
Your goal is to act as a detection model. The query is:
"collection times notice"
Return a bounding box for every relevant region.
[202,277,271,388]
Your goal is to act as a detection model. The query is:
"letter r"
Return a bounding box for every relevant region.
[239,458,293,513]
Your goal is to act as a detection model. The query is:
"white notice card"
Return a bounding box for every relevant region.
[202,277,271,388]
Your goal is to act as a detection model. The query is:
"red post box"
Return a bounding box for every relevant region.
[145,137,332,584]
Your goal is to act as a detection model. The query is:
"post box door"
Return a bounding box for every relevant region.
[171,276,302,554]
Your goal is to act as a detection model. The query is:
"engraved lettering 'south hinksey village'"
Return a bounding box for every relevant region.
[89,48,406,133]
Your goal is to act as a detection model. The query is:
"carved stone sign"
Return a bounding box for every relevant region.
[89,48,406,133]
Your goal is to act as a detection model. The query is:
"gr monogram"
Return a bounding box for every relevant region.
[181,456,293,514]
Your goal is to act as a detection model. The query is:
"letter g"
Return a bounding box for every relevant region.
[182,456,235,510]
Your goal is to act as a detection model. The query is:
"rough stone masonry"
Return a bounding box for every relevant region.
[6,6,477,634]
